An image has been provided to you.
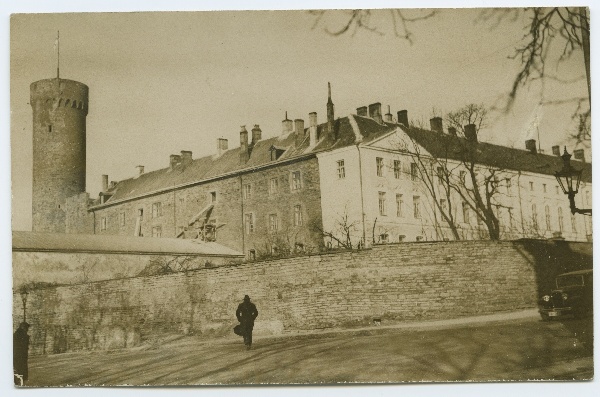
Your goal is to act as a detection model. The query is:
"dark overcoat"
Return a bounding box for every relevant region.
[236,301,258,335]
[13,327,29,381]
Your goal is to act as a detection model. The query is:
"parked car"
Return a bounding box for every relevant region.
[538,269,593,321]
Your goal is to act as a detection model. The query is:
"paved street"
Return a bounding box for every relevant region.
[26,310,593,386]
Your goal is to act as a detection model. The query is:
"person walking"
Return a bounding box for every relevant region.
[13,322,30,386]
[236,295,258,350]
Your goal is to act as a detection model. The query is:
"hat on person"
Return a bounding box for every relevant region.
[243,295,250,301]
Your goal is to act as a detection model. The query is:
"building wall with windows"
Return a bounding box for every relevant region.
[86,158,323,255]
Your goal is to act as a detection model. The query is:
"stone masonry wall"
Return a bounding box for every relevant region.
[13,240,592,355]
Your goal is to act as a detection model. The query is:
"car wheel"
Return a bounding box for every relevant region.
[540,313,551,322]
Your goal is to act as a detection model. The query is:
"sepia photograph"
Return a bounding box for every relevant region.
[4,0,596,392]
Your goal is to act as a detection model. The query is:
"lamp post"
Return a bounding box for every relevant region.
[20,289,29,322]
[554,147,592,216]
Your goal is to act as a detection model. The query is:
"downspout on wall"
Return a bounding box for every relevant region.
[356,144,367,247]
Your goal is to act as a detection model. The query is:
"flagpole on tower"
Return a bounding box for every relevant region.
[56,30,60,79]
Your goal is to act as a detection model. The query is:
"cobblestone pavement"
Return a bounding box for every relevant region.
[25,310,593,386]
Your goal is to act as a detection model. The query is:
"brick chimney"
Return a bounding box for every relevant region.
[217,138,228,157]
[574,149,585,162]
[170,154,181,169]
[464,124,477,142]
[240,126,249,164]
[282,112,293,135]
[251,125,262,145]
[136,165,145,176]
[295,119,305,147]
[430,117,443,133]
[357,106,368,117]
[448,127,457,136]
[397,110,408,127]
[384,105,393,122]
[180,150,192,166]
[552,145,560,156]
[101,174,108,192]
[309,112,318,147]
[368,103,382,124]
[525,139,537,154]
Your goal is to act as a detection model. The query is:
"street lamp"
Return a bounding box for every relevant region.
[20,288,28,322]
[554,147,592,215]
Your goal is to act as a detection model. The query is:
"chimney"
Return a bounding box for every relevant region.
[169,154,181,169]
[282,112,293,135]
[217,138,228,156]
[101,174,108,192]
[384,105,393,122]
[573,149,585,162]
[552,145,560,156]
[327,82,335,134]
[397,110,408,127]
[525,139,537,154]
[309,112,318,147]
[357,106,368,117]
[294,119,305,146]
[136,165,145,176]
[430,117,443,133]
[251,125,262,145]
[180,150,192,166]
[240,125,249,164]
[448,127,457,136]
[464,124,477,142]
[368,103,382,124]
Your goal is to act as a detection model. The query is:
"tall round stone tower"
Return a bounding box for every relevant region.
[30,78,89,233]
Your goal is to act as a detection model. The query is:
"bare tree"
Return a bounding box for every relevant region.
[312,205,361,249]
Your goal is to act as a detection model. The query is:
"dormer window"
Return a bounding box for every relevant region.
[270,146,285,161]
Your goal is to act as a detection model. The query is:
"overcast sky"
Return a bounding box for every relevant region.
[9,6,590,231]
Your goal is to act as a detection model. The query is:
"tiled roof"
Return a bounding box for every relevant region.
[402,127,592,183]
[96,115,590,206]
[12,231,244,257]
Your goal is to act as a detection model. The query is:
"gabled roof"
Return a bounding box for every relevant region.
[12,231,244,257]
[95,115,590,207]
[402,127,592,182]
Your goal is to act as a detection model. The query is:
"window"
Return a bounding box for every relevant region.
[398,235,406,242]
[555,186,560,195]
[440,199,447,216]
[291,171,302,191]
[152,202,162,218]
[545,205,551,230]
[243,184,252,199]
[543,184,547,193]
[396,194,404,217]
[529,181,534,191]
[295,243,305,252]
[244,213,254,234]
[394,160,401,179]
[571,213,577,233]
[411,163,418,181]
[462,202,470,223]
[505,178,512,195]
[48,125,52,132]
[138,208,144,220]
[558,207,564,232]
[378,192,387,216]
[413,196,421,219]
[152,226,162,238]
[100,217,107,231]
[337,160,345,179]
[376,157,384,177]
[179,197,185,204]
[532,204,538,229]
[293,205,303,226]
[269,214,279,232]
[119,212,125,227]
[379,233,389,244]
[210,191,217,203]
[437,167,444,185]
[269,178,279,195]
[248,249,256,260]
[416,236,424,242]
